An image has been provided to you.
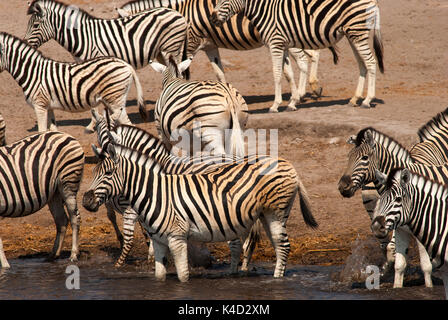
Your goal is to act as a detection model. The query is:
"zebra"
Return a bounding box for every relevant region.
[92,110,263,271]
[409,107,448,166]
[150,58,248,157]
[0,131,85,269]
[83,141,318,281]
[211,0,384,112]
[337,127,448,288]
[117,0,330,106]
[0,114,5,146]
[24,0,189,132]
[371,168,448,298]
[0,32,147,133]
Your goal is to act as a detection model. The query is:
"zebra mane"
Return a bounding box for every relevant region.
[112,143,162,171]
[28,0,95,19]
[417,107,448,143]
[355,127,413,163]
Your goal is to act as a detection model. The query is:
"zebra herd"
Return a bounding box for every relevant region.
[0,0,447,298]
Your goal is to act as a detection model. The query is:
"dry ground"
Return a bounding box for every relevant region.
[0,0,447,272]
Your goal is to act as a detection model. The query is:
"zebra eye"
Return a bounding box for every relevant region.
[396,196,402,203]
[361,155,369,160]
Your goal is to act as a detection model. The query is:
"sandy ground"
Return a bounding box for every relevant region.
[0,0,447,280]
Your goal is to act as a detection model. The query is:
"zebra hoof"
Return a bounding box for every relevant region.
[114,262,124,268]
[84,127,95,134]
[268,107,279,113]
[313,87,323,98]
[286,105,297,112]
[360,103,372,109]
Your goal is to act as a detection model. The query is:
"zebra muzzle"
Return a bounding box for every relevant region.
[82,190,101,212]
[370,215,389,239]
[210,11,223,27]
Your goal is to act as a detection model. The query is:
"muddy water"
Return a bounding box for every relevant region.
[0,254,444,300]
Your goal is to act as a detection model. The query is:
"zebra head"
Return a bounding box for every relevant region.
[24,1,55,48]
[371,168,412,239]
[83,143,124,212]
[211,0,245,26]
[338,129,379,197]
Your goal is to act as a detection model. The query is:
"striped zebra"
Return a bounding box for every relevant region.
[91,110,261,270]
[409,107,448,166]
[211,0,384,112]
[117,0,329,105]
[24,0,189,132]
[337,127,448,288]
[0,32,146,133]
[150,58,248,157]
[371,168,448,298]
[83,142,317,281]
[0,114,5,146]
[0,131,85,269]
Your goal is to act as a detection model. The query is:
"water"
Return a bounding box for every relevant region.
[0,244,445,300]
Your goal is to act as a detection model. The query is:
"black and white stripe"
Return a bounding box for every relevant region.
[92,111,260,270]
[118,0,325,103]
[372,168,448,298]
[211,0,384,111]
[0,131,85,268]
[0,32,147,133]
[24,0,188,131]
[0,114,5,147]
[150,59,248,157]
[83,142,317,281]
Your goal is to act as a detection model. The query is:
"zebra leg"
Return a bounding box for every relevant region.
[288,48,308,101]
[105,203,124,248]
[241,220,262,272]
[64,194,81,262]
[0,237,10,269]
[228,239,242,274]
[306,50,322,98]
[47,109,58,131]
[152,239,169,281]
[85,107,99,134]
[47,193,69,260]
[346,39,367,107]
[33,104,49,133]
[115,208,139,267]
[167,235,189,282]
[260,212,290,278]
[205,46,227,83]
[282,51,300,110]
[414,236,433,288]
[349,38,377,109]
[393,228,411,288]
[268,46,287,113]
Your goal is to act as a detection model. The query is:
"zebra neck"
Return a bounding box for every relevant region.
[406,180,448,266]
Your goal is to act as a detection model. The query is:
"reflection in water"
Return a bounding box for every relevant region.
[0,255,444,300]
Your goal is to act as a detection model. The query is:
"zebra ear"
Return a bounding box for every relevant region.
[347,135,357,145]
[364,130,375,148]
[91,144,105,160]
[375,169,387,186]
[28,2,44,17]
[107,143,119,163]
[116,8,130,18]
[149,61,167,74]
[400,169,411,187]
[178,58,192,73]
[91,108,102,122]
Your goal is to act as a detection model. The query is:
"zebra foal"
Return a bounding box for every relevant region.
[24,0,189,131]
[0,131,84,268]
[0,32,146,133]
[212,0,384,112]
[83,142,317,282]
[150,58,248,157]
[372,168,448,298]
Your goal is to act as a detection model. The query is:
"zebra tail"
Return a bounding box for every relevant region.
[373,18,384,73]
[242,219,262,258]
[297,178,318,229]
[182,29,191,80]
[130,67,149,122]
[227,103,245,158]
[328,46,339,65]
